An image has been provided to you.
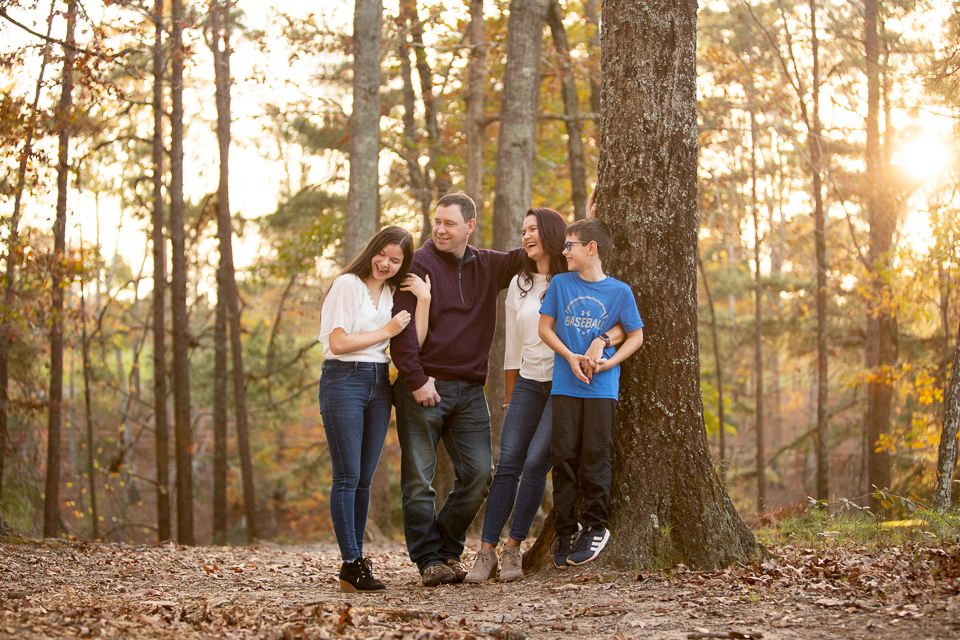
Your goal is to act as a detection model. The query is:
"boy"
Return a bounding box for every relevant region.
[538,218,644,567]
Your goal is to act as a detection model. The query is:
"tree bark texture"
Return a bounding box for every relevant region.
[489,0,549,453]
[170,0,194,545]
[151,0,171,543]
[863,0,896,509]
[934,317,960,510]
[546,0,587,220]
[582,0,601,118]
[1,0,56,510]
[44,0,78,539]
[344,0,382,261]
[598,0,760,568]
[810,0,829,503]
[465,0,486,240]
[211,0,258,542]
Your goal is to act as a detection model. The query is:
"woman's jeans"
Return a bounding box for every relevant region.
[480,376,553,545]
[318,360,392,562]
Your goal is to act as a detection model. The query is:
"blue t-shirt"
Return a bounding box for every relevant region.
[539,272,644,400]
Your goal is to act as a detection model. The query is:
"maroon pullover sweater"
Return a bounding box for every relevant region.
[391,240,526,392]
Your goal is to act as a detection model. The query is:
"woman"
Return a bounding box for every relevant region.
[463,208,571,583]
[318,226,430,592]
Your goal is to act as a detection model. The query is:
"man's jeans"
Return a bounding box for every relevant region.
[481,376,553,545]
[318,360,392,562]
[394,379,493,573]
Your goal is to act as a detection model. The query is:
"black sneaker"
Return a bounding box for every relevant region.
[566,527,610,566]
[339,556,386,592]
[551,531,579,569]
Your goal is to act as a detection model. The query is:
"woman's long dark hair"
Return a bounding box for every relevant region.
[341,226,415,288]
[518,208,568,301]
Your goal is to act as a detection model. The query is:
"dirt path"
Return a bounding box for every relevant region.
[1,538,958,639]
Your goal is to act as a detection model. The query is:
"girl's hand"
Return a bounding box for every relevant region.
[385,310,412,337]
[401,273,431,302]
[567,353,592,384]
[586,186,597,219]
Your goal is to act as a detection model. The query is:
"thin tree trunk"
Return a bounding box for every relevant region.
[489,0,550,459]
[396,4,432,243]
[80,278,98,540]
[697,256,726,481]
[582,0,600,118]
[151,0,171,543]
[343,0,382,260]
[546,0,587,220]
[211,0,257,542]
[934,318,960,511]
[810,0,829,503]
[170,0,194,545]
[749,80,765,516]
[1,0,57,517]
[465,0,486,242]
[600,0,759,568]
[43,0,78,539]
[213,265,228,544]
[864,0,896,510]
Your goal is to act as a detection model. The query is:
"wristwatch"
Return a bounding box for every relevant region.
[599,332,611,348]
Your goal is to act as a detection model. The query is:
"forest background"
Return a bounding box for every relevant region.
[1,0,960,548]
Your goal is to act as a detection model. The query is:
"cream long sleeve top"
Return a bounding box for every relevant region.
[503,273,554,382]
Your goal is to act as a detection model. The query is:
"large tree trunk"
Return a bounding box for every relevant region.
[489,0,549,462]
[465,0,486,242]
[546,0,587,220]
[934,318,960,511]
[863,0,896,510]
[211,0,257,542]
[343,0,382,260]
[2,0,57,523]
[599,0,760,568]
[43,0,78,539]
[810,0,829,503]
[151,0,171,543]
[170,0,194,545]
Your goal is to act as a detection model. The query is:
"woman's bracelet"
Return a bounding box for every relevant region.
[502,403,509,409]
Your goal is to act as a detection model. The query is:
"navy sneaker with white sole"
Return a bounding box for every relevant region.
[551,531,579,568]
[566,527,610,565]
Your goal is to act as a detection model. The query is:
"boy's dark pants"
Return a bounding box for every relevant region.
[551,395,617,535]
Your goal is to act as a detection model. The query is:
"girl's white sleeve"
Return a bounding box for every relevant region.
[318,276,360,345]
[503,277,522,370]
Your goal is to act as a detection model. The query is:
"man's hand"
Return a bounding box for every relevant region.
[413,377,441,407]
[566,354,592,384]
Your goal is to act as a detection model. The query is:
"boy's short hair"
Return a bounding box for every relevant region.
[436,192,477,223]
[566,218,613,261]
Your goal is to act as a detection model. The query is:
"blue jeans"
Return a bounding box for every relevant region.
[318,360,392,562]
[481,377,553,545]
[394,379,493,573]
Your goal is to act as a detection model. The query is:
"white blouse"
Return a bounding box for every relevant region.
[504,273,554,382]
[318,273,394,363]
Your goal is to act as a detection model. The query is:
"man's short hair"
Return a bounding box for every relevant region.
[566,218,613,261]
[436,192,477,223]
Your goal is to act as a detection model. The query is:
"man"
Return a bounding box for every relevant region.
[391,192,526,586]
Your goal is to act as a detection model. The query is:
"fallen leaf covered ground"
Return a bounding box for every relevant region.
[1,537,959,639]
